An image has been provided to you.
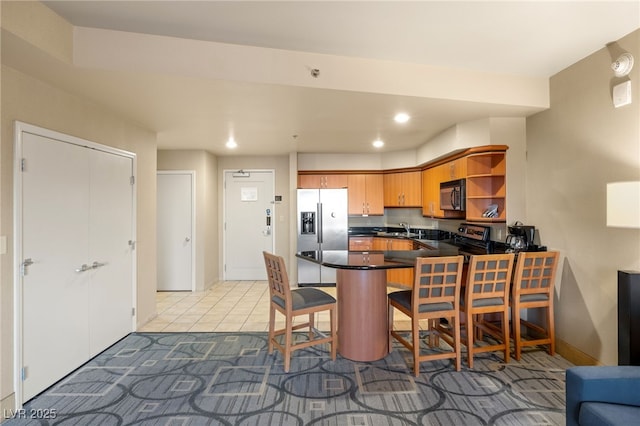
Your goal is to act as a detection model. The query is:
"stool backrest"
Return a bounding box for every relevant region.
[413,256,464,309]
[466,253,515,306]
[512,251,559,299]
[263,251,291,311]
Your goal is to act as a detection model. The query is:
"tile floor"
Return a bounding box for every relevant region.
[139,280,413,333]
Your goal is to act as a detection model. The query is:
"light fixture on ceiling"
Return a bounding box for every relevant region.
[394,112,410,123]
[612,53,634,77]
[372,139,384,148]
[226,137,237,149]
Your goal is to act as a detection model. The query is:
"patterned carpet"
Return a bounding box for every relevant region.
[6,332,571,425]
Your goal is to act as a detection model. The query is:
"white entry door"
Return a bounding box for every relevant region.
[19,128,135,402]
[224,170,274,280]
[157,172,194,291]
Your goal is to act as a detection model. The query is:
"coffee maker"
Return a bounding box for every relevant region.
[506,222,541,252]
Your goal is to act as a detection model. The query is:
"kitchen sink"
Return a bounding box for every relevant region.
[376,231,419,238]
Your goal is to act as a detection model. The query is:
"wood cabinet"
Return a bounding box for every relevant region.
[465,152,507,222]
[372,237,414,251]
[422,165,464,219]
[388,268,414,289]
[347,174,384,216]
[383,171,422,207]
[443,157,467,181]
[298,174,348,189]
[422,166,443,218]
[349,236,373,251]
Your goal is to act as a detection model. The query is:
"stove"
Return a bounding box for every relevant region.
[452,223,495,255]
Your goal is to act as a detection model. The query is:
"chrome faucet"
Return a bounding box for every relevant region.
[399,222,411,235]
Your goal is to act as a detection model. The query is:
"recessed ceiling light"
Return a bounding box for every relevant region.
[372,139,384,148]
[226,137,237,149]
[394,113,410,123]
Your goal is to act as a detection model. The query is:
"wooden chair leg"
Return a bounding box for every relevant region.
[547,306,556,356]
[466,309,475,369]
[330,307,337,360]
[412,316,420,377]
[502,309,510,364]
[388,303,394,353]
[512,304,522,361]
[284,314,293,373]
[268,305,276,354]
[308,312,315,340]
[453,316,462,372]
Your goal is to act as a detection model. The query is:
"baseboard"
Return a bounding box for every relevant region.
[556,338,601,366]
[1,392,16,423]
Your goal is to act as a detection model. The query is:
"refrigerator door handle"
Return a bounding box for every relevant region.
[317,203,323,244]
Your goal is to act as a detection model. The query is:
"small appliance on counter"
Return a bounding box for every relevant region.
[505,222,546,252]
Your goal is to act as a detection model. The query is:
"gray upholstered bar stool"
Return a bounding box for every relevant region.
[263,251,337,372]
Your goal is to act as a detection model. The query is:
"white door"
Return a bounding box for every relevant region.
[88,150,134,355]
[157,172,194,291]
[18,126,135,403]
[224,170,274,280]
[22,133,91,401]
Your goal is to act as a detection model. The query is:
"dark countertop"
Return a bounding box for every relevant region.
[297,244,461,270]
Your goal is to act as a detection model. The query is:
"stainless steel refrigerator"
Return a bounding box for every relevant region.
[297,188,348,286]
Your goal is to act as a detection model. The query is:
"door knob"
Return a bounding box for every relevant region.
[185,237,191,242]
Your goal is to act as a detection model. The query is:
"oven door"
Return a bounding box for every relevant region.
[440,179,466,211]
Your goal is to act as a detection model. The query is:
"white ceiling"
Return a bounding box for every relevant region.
[19,1,640,155]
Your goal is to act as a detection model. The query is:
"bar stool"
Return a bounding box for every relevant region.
[388,255,464,375]
[460,253,515,368]
[511,251,560,360]
[263,251,337,372]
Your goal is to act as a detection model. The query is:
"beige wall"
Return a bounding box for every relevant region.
[157,150,219,290]
[217,156,291,276]
[527,29,640,365]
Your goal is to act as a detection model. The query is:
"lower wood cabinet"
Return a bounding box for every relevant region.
[387,268,414,288]
[348,236,373,251]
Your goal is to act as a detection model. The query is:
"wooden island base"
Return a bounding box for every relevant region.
[336,269,389,361]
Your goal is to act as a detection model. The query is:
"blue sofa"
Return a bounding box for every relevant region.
[566,366,640,426]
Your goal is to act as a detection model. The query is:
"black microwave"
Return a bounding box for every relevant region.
[440,179,466,211]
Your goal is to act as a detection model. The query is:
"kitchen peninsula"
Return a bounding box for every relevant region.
[297,244,459,361]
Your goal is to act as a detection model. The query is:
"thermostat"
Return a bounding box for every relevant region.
[613,80,632,108]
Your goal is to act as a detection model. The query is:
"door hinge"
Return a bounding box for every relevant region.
[130,176,135,185]
[21,158,26,172]
[131,307,136,317]
[21,366,28,381]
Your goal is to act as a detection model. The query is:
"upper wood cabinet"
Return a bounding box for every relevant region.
[422,148,506,222]
[383,171,422,207]
[422,166,444,218]
[347,174,384,216]
[298,174,348,189]
[465,152,507,222]
[442,158,467,181]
